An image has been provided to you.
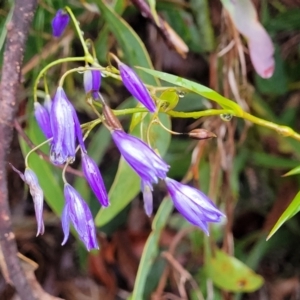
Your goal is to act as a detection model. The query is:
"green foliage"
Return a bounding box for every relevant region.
[205,248,264,292]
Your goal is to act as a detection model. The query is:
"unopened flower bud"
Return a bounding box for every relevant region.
[84,70,101,95]
[51,9,70,37]
[119,62,156,113]
[188,129,216,140]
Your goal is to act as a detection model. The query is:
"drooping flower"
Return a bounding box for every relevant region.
[51,9,70,37]
[81,151,109,207]
[112,129,169,214]
[112,129,169,186]
[34,102,52,139]
[61,184,99,251]
[118,63,156,113]
[50,87,85,165]
[165,177,225,235]
[10,165,44,236]
[84,70,101,99]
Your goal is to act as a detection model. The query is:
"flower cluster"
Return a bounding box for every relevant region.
[17,9,225,251]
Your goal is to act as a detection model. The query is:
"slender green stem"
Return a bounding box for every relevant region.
[43,75,49,95]
[62,161,69,184]
[167,109,229,118]
[157,118,182,135]
[242,112,300,141]
[33,57,87,102]
[25,138,52,167]
[64,6,93,60]
[58,65,105,86]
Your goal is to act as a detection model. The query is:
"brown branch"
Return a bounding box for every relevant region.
[14,120,84,178]
[0,1,38,299]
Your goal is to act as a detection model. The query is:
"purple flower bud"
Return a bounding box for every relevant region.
[81,151,109,207]
[50,87,86,165]
[84,70,101,95]
[165,178,225,235]
[119,63,156,113]
[34,102,52,139]
[51,9,69,37]
[112,129,169,189]
[10,165,44,236]
[62,184,99,251]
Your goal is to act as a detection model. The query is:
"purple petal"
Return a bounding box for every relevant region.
[51,9,69,37]
[142,182,153,217]
[61,202,70,246]
[112,130,169,187]
[119,63,156,113]
[23,169,45,236]
[34,102,52,139]
[84,70,101,94]
[81,152,109,207]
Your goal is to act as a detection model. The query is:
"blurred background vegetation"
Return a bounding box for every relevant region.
[1,0,300,299]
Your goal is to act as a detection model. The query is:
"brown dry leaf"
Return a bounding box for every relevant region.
[162,21,189,58]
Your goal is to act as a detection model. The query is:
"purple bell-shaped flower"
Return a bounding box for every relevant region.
[112,129,169,215]
[61,184,99,251]
[165,177,225,235]
[50,87,85,165]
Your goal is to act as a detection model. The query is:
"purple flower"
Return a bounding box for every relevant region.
[50,87,85,165]
[62,184,99,251]
[119,63,156,113]
[34,102,52,139]
[84,70,101,98]
[10,165,44,236]
[112,129,169,214]
[165,178,225,235]
[51,9,69,37]
[81,151,109,207]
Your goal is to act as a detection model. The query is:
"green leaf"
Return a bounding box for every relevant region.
[159,89,179,111]
[206,248,264,292]
[96,0,158,85]
[283,165,300,177]
[137,67,243,115]
[130,197,174,300]
[19,117,64,215]
[267,190,300,240]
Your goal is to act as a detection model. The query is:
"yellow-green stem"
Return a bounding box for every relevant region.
[25,138,52,167]
[64,6,93,60]
[33,57,87,102]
